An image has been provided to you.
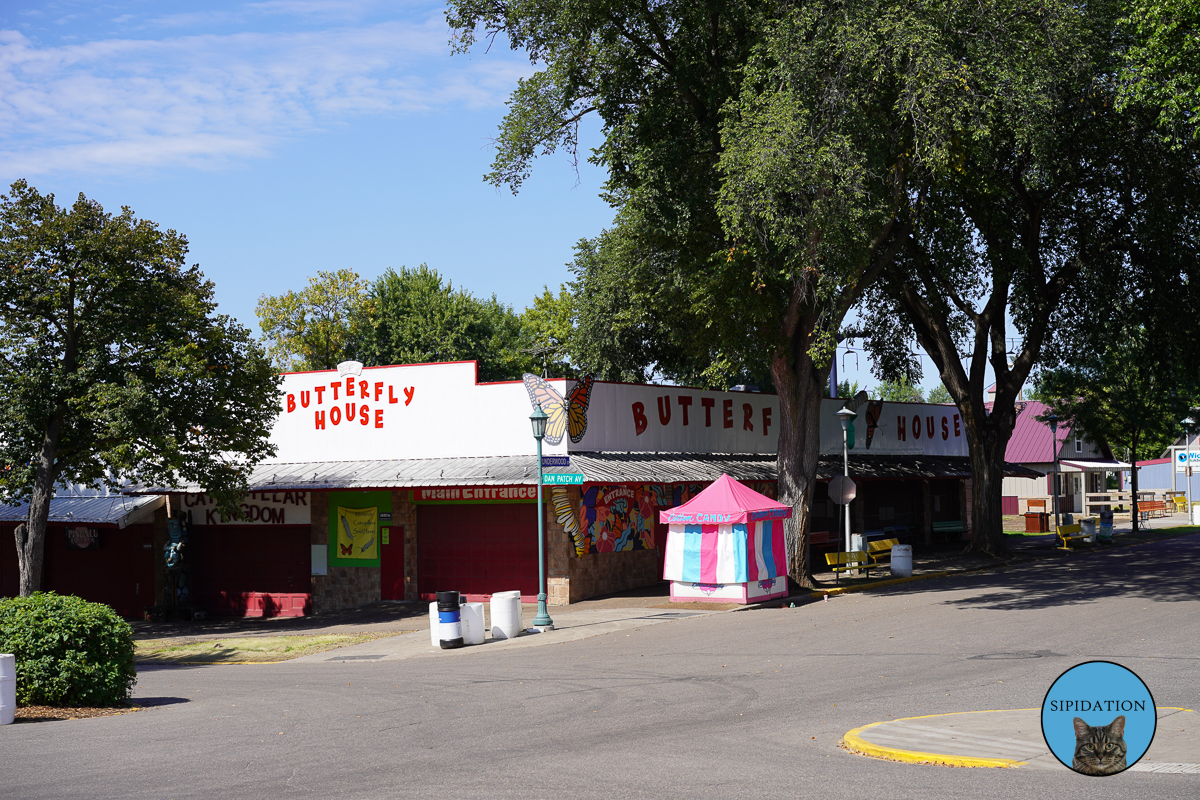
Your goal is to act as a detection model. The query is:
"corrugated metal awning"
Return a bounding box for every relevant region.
[0,495,163,527]
[126,452,1038,493]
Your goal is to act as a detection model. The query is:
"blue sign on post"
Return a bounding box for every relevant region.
[541,473,585,485]
[541,455,571,468]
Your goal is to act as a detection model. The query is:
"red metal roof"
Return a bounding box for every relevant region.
[1003,400,1070,464]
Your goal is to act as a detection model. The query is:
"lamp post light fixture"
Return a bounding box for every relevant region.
[1183,416,1195,522]
[836,407,857,552]
[1047,413,1060,531]
[529,403,553,630]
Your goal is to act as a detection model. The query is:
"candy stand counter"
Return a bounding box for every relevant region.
[661,474,791,603]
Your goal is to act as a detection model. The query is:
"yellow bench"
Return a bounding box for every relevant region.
[1057,523,1091,549]
[825,550,876,583]
[867,538,900,567]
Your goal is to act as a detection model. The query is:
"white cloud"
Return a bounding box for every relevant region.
[0,15,532,177]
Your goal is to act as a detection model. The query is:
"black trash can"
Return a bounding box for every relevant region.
[436,591,464,649]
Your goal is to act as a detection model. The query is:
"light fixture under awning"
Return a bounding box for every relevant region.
[1060,459,1133,472]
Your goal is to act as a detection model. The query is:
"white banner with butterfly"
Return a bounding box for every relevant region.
[524,374,779,455]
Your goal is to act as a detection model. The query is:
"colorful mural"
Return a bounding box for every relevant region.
[571,483,707,556]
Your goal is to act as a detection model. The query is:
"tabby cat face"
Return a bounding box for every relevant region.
[1071,715,1128,776]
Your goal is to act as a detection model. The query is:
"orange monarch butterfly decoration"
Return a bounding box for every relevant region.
[522,373,595,445]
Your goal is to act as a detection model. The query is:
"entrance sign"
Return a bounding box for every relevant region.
[542,473,585,485]
[828,475,857,505]
[1174,450,1199,472]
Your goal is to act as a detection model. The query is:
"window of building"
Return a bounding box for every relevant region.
[1075,433,1083,453]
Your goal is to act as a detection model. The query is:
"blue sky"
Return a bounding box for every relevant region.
[0,0,967,395]
[0,1,612,329]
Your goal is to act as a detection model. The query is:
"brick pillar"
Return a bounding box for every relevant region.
[545,484,574,605]
[310,491,329,612]
[392,489,419,601]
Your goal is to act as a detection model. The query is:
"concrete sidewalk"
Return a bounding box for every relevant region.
[289,604,724,664]
[844,707,1198,773]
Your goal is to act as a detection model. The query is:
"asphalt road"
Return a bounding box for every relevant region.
[4,535,1199,799]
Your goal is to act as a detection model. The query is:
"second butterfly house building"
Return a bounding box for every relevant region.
[126,358,998,615]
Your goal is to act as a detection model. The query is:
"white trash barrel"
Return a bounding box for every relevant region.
[890,545,913,578]
[461,602,486,645]
[490,591,522,640]
[428,601,441,647]
[0,653,15,726]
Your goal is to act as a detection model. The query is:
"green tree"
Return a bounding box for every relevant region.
[860,0,1200,555]
[873,380,925,403]
[1119,0,1200,142]
[520,285,577,378]
[0,181,281,595]
[451,0,1096,583]
[927,384,953,404]
[353,265,535,381]
[1036,240,1200,531]
[836,380,862,399]
[256,269,371,371]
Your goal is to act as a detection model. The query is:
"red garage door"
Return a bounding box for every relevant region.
[187,525,310,612]
[417,504,538,600]
[0,524,155,620]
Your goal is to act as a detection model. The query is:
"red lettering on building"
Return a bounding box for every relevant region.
[359,380,368,398]
[286,394,296,413]
[314,386,324,404]
[657,396,672,425]
[743,403,754,432]
[389,385,399,404]
[953,413,961,436]
[300,390,310,408]
[762,406,772,437]
[942,416,949,440]
[723,399,734,429]
[359,405,370,425]
[677,395,692,425]
[912,415,921,439]
[404,386,415,406]
[315,410,325,430]
[897,416,906,441]
[632,402,648,435]
[702,397,715,427]
[345,377,355,397]
[331,406,342,425]
[332,382,340,401]
[374,381,384,401]
[375,409,384,428]
[926,416,935,438]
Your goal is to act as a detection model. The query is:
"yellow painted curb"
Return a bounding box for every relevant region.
[820,572,951,596]
[842,709,1036,769]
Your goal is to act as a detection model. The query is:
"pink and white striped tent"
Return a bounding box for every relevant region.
[659,474,792,603]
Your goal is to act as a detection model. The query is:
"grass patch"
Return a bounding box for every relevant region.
[134,632,406,664]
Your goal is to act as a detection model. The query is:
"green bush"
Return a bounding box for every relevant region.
[0,592,137,707]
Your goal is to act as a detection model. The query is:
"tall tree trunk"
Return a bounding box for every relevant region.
[967,426,1010,556]
[773,317,832,590]
[16,415,62,596]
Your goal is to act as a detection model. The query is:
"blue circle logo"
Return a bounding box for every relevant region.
[1041,661,1156,776]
